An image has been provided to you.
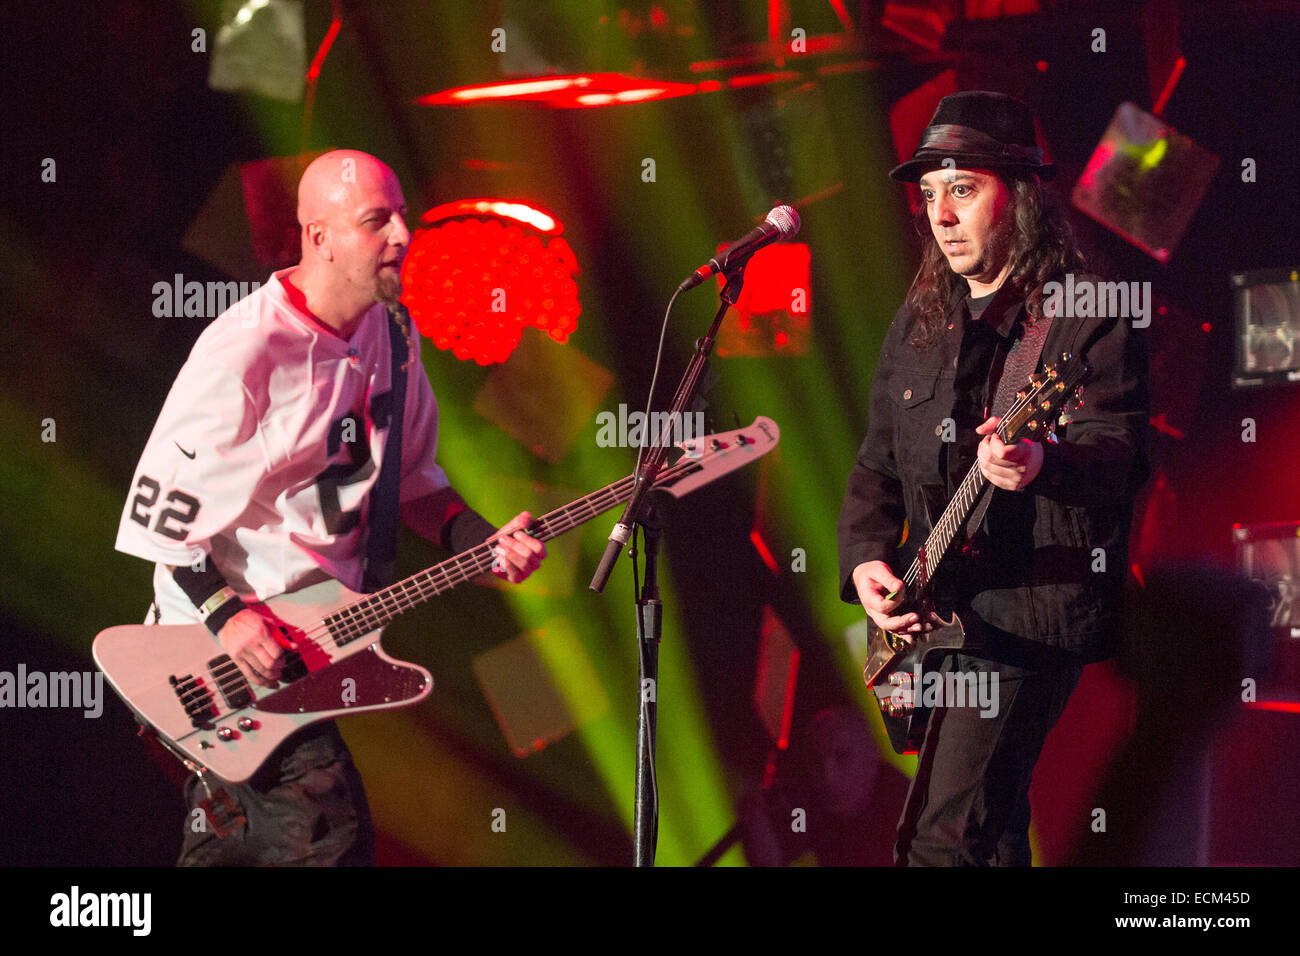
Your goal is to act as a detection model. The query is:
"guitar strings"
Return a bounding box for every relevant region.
[901,362,1079,590]
[198,451,716,709]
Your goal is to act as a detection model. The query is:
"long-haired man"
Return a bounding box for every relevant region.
[837,92,1148,865]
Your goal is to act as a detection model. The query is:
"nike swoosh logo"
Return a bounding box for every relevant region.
[175,442,196,459]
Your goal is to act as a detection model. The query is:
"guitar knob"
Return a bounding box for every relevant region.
[237,718,255,731]
[216,726,236,741]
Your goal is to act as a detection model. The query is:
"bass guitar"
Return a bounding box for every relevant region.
[95,418,779,784]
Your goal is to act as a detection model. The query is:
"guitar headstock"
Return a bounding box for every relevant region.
[654,416,780,497]
[1001,352,1090,445]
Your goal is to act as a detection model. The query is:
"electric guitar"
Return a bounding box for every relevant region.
[862,354,1089,754]
[94,417,779,784]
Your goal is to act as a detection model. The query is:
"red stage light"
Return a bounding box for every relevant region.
[400,202,580,366]
[754,606,800,754]
[420,199,560,234]
[416,73,700,109]
[749,529,781,577]
[715,242,812,357]
[418,70,801,110]
[725,70,802,90]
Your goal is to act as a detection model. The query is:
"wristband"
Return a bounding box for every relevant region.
[173,561,247,636]
[444,506,500,554]
[199,586,239,619]
[203,593,248,636]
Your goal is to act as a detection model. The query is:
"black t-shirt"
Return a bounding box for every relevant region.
[967,289,998,320]
[945,290,1003,495]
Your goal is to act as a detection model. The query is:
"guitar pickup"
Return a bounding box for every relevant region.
[208,655,254,710]
[170,673,217,729]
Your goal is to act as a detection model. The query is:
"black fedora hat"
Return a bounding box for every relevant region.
[890,91,1054,182]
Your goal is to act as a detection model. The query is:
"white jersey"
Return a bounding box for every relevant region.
[115,267,451,624]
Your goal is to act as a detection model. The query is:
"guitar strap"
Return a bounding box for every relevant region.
[962,294,1055,543]
[362,305,411,593]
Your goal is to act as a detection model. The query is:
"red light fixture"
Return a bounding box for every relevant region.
[416,73,699,109]
[420,199,561,234]
[416,71,800,110]
[715,242,812,357]
[400,200,580,366]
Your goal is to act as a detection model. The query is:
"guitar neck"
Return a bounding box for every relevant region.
[903,459,991,592]
[322,457,702,646]
[902,397,1040,593]
[894,352,1088,599]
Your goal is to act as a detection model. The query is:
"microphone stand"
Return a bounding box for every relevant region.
[590,258,751,867]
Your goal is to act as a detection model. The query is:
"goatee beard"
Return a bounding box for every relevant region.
[375,273,403,305]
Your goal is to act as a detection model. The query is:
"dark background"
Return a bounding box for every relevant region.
[1,0,1298,866]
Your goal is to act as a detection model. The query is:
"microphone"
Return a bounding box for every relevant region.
[677,205,801,292]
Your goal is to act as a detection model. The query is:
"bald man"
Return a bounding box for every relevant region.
[116,150,546,865]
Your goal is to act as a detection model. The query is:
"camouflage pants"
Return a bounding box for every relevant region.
[176,721,374,866]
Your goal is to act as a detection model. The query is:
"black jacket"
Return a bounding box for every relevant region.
[836,275,1149,659]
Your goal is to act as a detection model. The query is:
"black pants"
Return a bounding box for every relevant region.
[176,721,374,866]
[894,647,1082,866]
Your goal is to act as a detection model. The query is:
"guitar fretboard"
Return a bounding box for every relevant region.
[902,461,992,590]
[322,459,702,646]
[900,360,1081,591]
